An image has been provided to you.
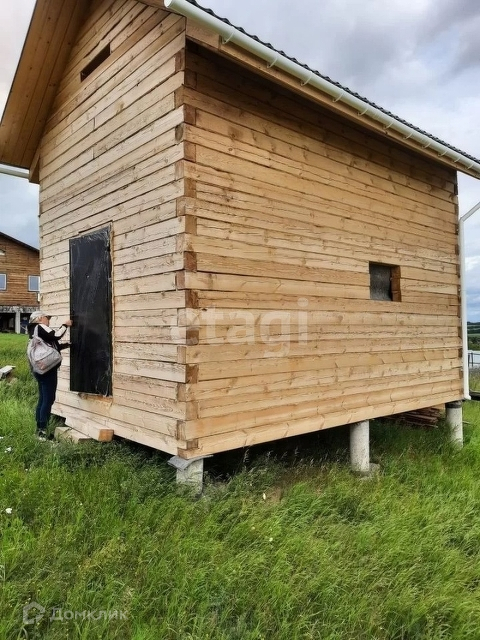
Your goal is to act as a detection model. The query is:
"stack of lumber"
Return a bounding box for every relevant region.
[394,406,444,428]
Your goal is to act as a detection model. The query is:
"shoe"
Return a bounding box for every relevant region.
[36,430,47,441]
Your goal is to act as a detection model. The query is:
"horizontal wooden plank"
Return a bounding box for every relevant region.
[115,342,179,362]
[186,119,455,219]
[113,373,179,400]
[115,325,187,344]
[114,215,185,251]
[55,388,179,436]
[54,402,181,455]
[186,337,461,364]
[112,387,186,420]
[194,218,458,276]
[114,357,186,383]
[114,309,179,326]
[44,12,184,146]
[42,186,180,248]
[41,164,179,237]
[192,190,458,257]
[113,272,177,297]
[181,390,462,458]
[191,146,457,237]
[188,293,459,317]
[194,348,461,381]
[195,370,461,419]
[115,251,184,281]
[193,253,369,293]
[188,167,457,252]
[186,45,457,190]
[187,234,367,275]
[189,103,455,207]
[184,379,460,439]
[195,324,460,344]
[184,357,461,402]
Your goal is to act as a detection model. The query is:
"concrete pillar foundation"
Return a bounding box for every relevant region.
[445,401,463,447]
[14,308,21,334]
[168,455,212,493]
[350,420,371,475]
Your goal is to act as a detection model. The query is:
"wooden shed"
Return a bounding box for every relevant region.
[1,0,479,478]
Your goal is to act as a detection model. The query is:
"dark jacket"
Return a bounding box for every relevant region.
[27,323,71,352]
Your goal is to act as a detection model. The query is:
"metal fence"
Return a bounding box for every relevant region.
[468,351,480,368]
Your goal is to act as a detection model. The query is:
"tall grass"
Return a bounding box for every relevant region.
[1,334,480,639]
[469,369,480,392]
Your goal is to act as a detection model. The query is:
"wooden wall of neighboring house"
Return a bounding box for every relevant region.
[179,43,463,457]
[0,235,39,306]
[38,0,189,454]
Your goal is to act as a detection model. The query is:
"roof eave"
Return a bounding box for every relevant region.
[0,231,39,253]
[0,0,91,171]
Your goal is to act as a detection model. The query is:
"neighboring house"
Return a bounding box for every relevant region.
[0,0,478,480]
[0,232,39,333]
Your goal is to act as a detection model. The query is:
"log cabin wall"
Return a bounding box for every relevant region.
[0,235,39,307]
[38,0,190,453]
[180,43,462,457]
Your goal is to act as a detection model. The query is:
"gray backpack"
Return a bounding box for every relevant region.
[27,325,62,374]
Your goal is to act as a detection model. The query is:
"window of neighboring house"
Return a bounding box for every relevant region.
[0,274,6,290]
[28,275,40,292]
[369,263,401,301]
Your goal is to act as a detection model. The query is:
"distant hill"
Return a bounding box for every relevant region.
[468,323,480,335]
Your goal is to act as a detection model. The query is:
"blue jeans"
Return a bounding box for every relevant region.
[33,368,58,432]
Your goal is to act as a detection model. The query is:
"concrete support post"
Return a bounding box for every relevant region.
[445,401,463,447]
[176,459,204,491]
[14,308,21,334]
[350,420,370,475]
[168,455,211,494]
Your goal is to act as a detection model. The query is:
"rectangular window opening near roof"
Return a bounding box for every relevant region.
[28,275,40,292]
[0,273,6,290]
[369,262,401,302]
[80,44,111,81]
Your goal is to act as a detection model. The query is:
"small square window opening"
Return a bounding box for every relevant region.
[369,263,401,301]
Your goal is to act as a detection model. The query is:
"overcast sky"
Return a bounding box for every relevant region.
[1,0,480,318]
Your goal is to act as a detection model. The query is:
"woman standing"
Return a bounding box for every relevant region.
[27,310,73,440]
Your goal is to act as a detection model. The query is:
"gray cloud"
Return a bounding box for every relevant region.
[0,175,39,248]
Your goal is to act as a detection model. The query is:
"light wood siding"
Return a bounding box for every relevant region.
[38,0,188,454]
[0,236,39,307]
[179,44,462,457]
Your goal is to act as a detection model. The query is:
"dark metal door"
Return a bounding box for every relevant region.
[69,227,112,396]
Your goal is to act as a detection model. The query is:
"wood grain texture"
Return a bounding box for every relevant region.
[38,0,189,450]
[177,44,463,455]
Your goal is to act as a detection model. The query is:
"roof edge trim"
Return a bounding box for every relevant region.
[0,164,30,180]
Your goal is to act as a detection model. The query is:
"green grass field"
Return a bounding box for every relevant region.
[2,334,480,639]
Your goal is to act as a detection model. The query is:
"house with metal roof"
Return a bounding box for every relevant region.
[0,0,477,485]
